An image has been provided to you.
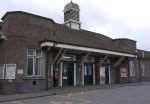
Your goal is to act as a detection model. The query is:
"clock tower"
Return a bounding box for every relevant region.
[64,1,81,30]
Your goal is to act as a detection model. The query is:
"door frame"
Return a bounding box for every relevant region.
[84,63,94,85]
[60,61,77,87]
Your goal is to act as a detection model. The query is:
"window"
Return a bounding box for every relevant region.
[27,48,43,76]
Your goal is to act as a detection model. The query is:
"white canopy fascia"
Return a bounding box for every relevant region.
[40,41,136,58]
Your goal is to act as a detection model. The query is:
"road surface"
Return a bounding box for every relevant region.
[2,84,150,104]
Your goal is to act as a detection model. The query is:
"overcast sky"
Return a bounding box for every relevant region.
[0,0,150,51]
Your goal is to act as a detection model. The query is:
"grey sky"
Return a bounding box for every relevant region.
[0,0,150,51]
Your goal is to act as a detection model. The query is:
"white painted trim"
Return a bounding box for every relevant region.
[40,42,54,47]
[93,64,96,85]
[40,41,136,57]
[56,43,136,57]
[74,63,77,87]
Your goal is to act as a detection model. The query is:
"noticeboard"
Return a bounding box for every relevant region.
[5,64,16,79]
[0,64,5,79]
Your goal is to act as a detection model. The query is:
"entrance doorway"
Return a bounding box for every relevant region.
[62,62,74,86]
[95,64,100,84]
[100,65,111,84]
[84,63,93,85]
[105,65,110,84]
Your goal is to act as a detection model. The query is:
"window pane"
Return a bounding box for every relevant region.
[27,57,34,75]
[36,49,42,57]
[35,57,42,75]
[28,49,36,56]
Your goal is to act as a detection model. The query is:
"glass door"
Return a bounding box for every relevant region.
[62,62,74,86]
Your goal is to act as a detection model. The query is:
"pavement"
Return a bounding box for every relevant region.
[0,81,150,103]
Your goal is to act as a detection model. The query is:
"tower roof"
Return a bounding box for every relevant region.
[64,1,79,12]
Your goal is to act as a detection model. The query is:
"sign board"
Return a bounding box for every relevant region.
[120,68,128,78]
[5,64,16,79]
[17,69,23,74]
[0,64,5,79]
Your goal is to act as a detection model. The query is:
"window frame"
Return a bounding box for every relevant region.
[26,48,43,77]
